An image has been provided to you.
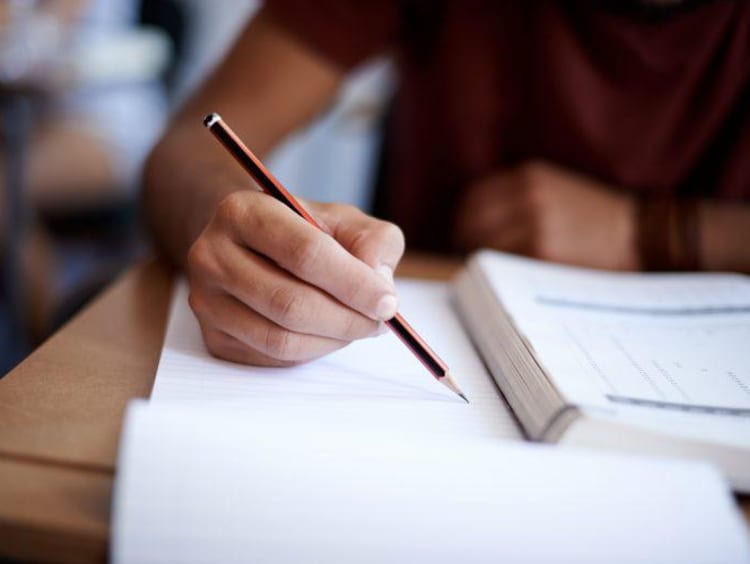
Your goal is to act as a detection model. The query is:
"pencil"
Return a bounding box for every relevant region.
[203,112,468,403]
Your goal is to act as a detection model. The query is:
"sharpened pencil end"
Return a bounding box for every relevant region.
[439,372,469,403]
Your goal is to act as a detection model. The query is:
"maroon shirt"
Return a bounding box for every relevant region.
[266,0,750,251]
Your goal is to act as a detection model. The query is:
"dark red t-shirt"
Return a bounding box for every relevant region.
[265,0,750,251]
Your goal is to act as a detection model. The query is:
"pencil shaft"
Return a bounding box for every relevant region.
[204,113,320,228]
[385,314,447,378]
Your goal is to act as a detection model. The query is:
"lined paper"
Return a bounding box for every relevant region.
[150,279,521,441]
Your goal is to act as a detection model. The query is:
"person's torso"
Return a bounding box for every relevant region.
[379,0,750,251]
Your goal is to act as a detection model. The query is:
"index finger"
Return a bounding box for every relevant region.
[228,193,399,321]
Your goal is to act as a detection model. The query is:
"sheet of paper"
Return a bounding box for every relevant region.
[113,400,750,564]
[150,279,520,441]
[477,252,750,426]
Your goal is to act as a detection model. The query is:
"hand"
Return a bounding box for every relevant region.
[187,191,405,366]
[453,161,640,270]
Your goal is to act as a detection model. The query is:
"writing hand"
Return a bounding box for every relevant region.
[187,191,404,366]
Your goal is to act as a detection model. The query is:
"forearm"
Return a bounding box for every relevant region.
[700,200,750,273]
[142,121,247,267]
[142,9,343,267]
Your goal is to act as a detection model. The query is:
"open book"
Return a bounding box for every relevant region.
[112,268,750,563]
[455,251,750,491]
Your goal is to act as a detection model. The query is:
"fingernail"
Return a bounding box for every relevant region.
[375,294,398,320]
[375,264,394,286]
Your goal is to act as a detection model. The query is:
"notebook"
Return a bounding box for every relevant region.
[149,280,520,441]
[455,251,750,491]
[112,275,750,563]
[113,400,749,564]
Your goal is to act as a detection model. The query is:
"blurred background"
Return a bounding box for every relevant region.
[0,0,393,375]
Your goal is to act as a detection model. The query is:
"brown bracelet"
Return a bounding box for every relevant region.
[677,199,701,271]
[637,196,671,271]
[637,196,702,271]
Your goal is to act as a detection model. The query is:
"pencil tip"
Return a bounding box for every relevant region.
[439,372,470,403]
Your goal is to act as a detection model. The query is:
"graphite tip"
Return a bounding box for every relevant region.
[439,372,470,403]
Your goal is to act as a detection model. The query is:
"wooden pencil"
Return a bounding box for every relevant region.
[203,112,468,402]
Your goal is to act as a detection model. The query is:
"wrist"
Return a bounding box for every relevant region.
[616,193,641,271]
[699,202,750,272]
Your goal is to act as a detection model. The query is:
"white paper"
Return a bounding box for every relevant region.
[150,279,521,441]
[113,401,750,564]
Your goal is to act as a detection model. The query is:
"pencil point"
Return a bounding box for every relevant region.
[439,372,470,403]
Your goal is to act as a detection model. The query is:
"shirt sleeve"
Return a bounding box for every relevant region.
[263,0,401,69]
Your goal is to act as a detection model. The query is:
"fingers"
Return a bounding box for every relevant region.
[199,325,296,367]
[313,202,405,281]
[198,238,382,341]
[220,192,399,320]
[187,191,402,368]
[191,289,349,364]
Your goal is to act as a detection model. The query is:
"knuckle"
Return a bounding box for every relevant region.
[351,220,405,265]
[263,325,298,361]
[346,227,369,257]
[202,329,228,359]
[379,221,405,255]
[187,239,211,274]
[287,233,323,276]
[187,288,204,317]
[337,203,360,219]
[216,191,249,225]
[268,285,308,328]
[326,202,360,219]
[187,238,229,287]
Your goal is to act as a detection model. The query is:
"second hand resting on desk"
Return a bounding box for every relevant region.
[203,112,468,402]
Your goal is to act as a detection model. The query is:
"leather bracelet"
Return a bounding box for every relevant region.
[636,196,702,271]
[676,199,701,271]
[637,196,672,271]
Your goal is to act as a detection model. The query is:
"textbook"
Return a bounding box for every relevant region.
[112,268,750,562]
[455,251,750,491]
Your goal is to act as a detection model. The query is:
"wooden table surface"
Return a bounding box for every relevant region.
[0,255,748,563]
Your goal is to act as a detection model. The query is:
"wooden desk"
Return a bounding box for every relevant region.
[0,256,748,563]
